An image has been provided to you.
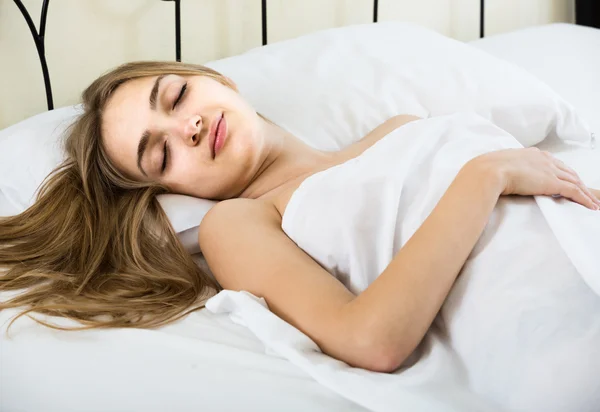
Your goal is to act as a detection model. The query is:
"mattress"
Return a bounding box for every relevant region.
[2,22,600,412]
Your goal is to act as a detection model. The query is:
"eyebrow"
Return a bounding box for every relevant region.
[149,74,165,111]
[137,75,166,177]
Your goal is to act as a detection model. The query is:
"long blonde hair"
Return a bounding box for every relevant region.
[0,61,235,334]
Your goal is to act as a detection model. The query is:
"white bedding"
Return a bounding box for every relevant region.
[470,23,600,137]
[0,289,367,412]
[2,23,600,412]
[208,112,600,412]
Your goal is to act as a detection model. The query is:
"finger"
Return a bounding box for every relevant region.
[582,185,600,207]
[558,181,599,210]
[554,159,600,207]
[556,170,580,185]
[553,158,581,180]
[556,169,600,207]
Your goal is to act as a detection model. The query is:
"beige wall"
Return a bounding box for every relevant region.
[0,0,574,129]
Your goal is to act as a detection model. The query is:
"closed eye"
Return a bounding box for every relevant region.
[161,141,169,173]
[172,82,187,110]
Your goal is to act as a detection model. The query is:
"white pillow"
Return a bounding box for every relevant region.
[0,22,592,254]
[0,190,18,217]
[209,22,591,150]
[469,23,600,137]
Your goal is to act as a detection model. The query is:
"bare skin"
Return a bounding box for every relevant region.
[103,74,600,372]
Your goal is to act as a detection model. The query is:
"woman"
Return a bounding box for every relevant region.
[1,61,599,377]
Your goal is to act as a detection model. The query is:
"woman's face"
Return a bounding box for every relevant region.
[102,74,266,200]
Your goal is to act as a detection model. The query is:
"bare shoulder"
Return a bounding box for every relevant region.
[198,197,357,357]
[381,114,423,129]
[367,114,422,140]
[199,198,281,266]
[200,197,280,234]
[198,197,281,289]
[347,114,422,157]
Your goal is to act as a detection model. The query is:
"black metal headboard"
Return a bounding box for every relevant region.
[13,0,486,112]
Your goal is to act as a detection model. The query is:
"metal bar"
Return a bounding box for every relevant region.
[373,0,378,23]
[262,0,267,45]
[162,0,181,61]
[480,0,484,38]
[40,0,50,38]
[13,0,54,110]
[175,0,181,61]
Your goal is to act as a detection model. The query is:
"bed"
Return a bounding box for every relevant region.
[2,2,600,411]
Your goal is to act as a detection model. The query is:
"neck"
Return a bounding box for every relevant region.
[238,121,337,200]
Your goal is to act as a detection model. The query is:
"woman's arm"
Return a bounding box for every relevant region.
[199,149,599,373]
[341,160,503,369]
[200,160,500,372]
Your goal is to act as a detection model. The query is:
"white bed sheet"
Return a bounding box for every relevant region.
[202,25,600,412]
[2,23,600,412]
[0,292,368,412]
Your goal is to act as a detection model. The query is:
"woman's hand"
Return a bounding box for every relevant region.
[473,148,600,211]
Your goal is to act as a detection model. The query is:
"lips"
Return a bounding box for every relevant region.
[208,112,224,159]
[213,115,227,157]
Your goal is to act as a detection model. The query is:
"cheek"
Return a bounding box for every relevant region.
[231,113,261,150]
[166,150,227,198]
[226,128,255,166]
[164,151,203,191]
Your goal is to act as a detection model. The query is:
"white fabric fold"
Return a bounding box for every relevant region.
[206,112,600,411]
[206,291,501,412]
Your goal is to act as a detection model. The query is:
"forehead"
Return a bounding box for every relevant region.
[101,76,157,175]
[103,75,156,142]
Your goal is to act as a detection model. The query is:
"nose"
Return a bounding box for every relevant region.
[174,115,202,147]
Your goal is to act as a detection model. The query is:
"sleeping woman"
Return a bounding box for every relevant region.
[2,61,600,411]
